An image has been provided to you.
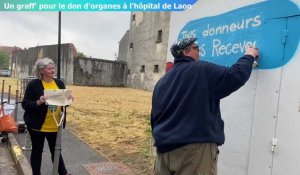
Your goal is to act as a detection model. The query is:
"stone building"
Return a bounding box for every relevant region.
[117,30,129,63]
[11,44,76,84]
[9,12,172,89]
[118,12,171,90]
[11,43,127,87]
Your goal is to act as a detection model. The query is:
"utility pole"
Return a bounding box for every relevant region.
[57,11,61,79]
[52,11,62,175]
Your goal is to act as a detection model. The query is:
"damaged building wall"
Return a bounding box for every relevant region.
[11,49,31,78]
[11,43,127,87]
[73,57,127,87]
[117,30,129,63]
[11,43,75,84]
[122,12,171,90]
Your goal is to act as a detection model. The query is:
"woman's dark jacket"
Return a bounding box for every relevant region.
[22,78,67,130]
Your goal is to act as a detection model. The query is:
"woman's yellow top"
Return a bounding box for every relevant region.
[40,80,61,132]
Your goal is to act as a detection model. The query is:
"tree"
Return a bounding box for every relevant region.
[0,51,9,69]
[76,51,87,58]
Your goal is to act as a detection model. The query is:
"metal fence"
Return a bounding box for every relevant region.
[17,77,36,98]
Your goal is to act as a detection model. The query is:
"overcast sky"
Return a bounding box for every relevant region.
[0,12,130,60]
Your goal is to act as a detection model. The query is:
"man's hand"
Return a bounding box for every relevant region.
[246,47,259,59]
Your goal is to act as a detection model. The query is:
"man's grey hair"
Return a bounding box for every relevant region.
[34,57,55,80]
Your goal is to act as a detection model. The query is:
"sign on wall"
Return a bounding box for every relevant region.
[177,0,300,69]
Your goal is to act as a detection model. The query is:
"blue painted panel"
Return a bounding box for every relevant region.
[177,0,300,69]
[259,18,287,69]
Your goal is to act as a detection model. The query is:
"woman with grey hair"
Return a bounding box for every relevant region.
[22,57,71,175]
[34,57,55,80]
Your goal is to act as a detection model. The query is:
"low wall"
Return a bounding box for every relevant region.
[73,57,127,87]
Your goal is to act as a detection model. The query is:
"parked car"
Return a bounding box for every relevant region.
[0,70,11,77]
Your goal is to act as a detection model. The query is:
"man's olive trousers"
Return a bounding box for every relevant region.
[154,143,219,175]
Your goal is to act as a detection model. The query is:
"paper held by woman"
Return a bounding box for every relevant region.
[44,89,73,106]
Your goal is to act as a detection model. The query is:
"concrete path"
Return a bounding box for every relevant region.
[0,138,17,175]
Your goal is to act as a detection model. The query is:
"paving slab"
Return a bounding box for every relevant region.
[0,139,17,175]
